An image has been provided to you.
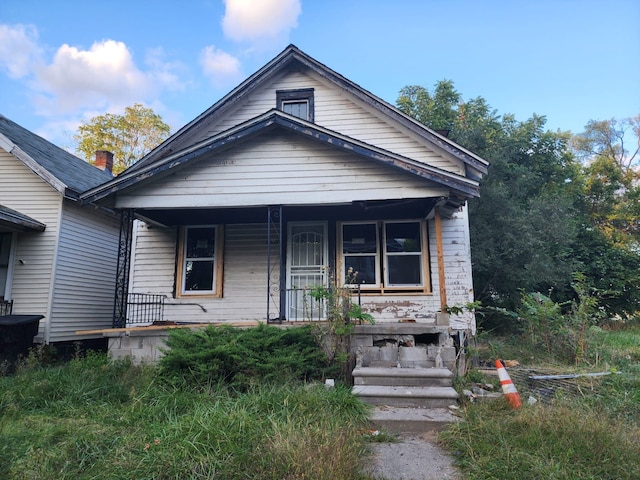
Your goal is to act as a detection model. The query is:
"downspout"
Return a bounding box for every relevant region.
[434,206,447,311]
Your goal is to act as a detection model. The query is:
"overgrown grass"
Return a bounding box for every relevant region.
[441,399,640,479]
[443,325,640,479]
[1,350,372,479]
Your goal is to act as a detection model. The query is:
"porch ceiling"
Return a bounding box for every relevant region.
[135,198,442,227]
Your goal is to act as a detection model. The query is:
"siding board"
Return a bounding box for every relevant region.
[130,222,273,323]
[50,202,120,341]
[117,133,448,209]
[197,70,464,175]
[0,150,61,338]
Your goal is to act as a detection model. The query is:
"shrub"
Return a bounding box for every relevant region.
[158,324,335,389]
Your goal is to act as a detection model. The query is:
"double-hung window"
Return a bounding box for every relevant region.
[339,220,428,292]
[276,88,314,122]
[176,225,223,297]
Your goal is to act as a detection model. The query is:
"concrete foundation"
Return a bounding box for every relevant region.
[106,330,169,365]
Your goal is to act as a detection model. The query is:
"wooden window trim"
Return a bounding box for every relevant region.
[276,88,315,122]
[176,225,224,298]
[337,219,431,294]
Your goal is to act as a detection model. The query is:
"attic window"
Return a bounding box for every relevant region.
[277,88,314,122]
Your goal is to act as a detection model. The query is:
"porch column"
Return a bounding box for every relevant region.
[113,209,134,328]
[266,206,284,322]
[434,207,448,310]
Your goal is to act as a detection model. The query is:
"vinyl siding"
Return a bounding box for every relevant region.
[116,132,449,209]
[203,70,465,175]
[49,202,120,342]
[0,150,62,339]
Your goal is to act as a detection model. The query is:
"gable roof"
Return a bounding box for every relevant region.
[130,44,488,179]
[81,109,480,205]
[0,114,113,199]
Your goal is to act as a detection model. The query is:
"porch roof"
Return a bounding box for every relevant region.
[0,205,46,232]
[81,109,481,206]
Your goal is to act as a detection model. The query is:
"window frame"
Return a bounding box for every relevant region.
[276,88,315,122]
[176,225,224,298]
[338,219,430,294]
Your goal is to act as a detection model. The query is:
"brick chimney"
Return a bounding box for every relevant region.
[94,150,114,174]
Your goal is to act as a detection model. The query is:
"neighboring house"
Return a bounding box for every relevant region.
[0,114,120,344]
[82,45,488,335]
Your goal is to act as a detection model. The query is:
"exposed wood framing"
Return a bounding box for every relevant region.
[434,206,447,310]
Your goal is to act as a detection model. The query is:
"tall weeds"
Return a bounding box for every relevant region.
[1,345,372,479]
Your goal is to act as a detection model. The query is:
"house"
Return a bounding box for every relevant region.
[81,45,488,366]
[0,114,120,347]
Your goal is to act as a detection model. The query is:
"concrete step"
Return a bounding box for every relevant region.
[352,385,459,408]
[368,406,460,435]
[352,367,454,387]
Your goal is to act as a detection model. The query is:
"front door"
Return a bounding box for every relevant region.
[286,222,328,320]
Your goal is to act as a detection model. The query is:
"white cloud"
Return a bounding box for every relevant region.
[199,45,243,87]
[222,0,301,42]
[30,39,185,116]
[0,24,187,148]
[0,24,42,78]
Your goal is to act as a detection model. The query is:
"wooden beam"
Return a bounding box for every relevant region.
[434,206,447,310]
[75,320,261,336]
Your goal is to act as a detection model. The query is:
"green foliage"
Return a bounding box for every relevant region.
[397,80,640,323]
[74,103,170,174]
[158,324,334,388]
[1,353,371,479]
[306,270,374,382]
[515,274,604,364]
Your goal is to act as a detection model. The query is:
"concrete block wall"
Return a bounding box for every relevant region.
[107,331,169,365]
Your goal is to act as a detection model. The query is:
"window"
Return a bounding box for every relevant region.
[339,220,428,292]
[176,225,223,297]
[276,88,314,122]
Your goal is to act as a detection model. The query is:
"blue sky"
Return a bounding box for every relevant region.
[1,0,638,153]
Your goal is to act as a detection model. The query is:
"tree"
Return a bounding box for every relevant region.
[398,81,583,323]
[572,116,640,248]
[570,115,640,316]
[74,103,171,174]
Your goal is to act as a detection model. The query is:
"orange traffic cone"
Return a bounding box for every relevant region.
[495,359,522,408]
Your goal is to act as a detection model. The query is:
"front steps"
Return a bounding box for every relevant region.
[352,367,458,408]
[350,324,459,408]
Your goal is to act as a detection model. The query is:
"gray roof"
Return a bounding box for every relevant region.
[0,114,113,197]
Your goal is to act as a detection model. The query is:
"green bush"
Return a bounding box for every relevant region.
[158,324,335,388]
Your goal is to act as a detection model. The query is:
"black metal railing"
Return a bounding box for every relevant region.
[284,285,361,322]
[285,288,325,321]
[125,293,164,325]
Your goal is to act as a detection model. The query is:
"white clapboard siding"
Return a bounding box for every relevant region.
[130,222,176,296]
[428,206,475,331]
[0,150,62,338]
[49,202,120,342]
[202,70,465,175]
[116,132,449,209]
[131,222,273,323]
